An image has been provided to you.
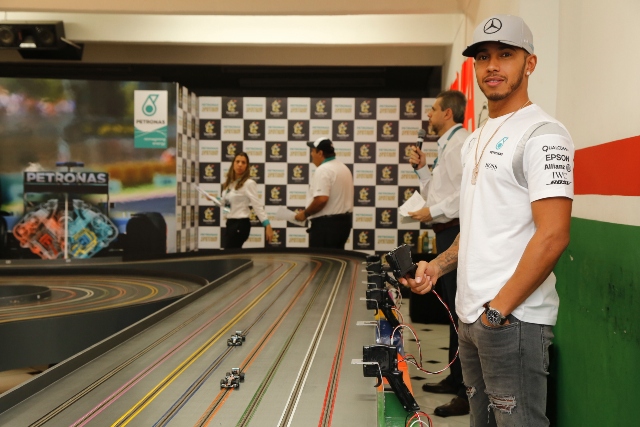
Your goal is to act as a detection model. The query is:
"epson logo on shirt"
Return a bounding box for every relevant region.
[545,154,570,162]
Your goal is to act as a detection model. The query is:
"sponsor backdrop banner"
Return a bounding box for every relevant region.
[195,95,439,254]
[175,86,200,253]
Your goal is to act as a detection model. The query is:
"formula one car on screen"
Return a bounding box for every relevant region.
[227,331,246,346]
[13,198,118,260]
[220,368,245,389]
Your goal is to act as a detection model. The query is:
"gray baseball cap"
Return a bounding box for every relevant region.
[462,15,534,57]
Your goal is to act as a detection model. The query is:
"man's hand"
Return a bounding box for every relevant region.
[294,210,306,222]
[408,207,433,223]
[265,225,273,243]
[399,261,442,294]
[410,145,427,170]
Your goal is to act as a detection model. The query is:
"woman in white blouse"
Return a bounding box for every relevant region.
[221,152,273,249]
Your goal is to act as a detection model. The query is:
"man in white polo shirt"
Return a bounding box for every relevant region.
[295,137,354,249]
[402,15,574,426]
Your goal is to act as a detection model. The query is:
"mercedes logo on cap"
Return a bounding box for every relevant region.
[484,18,502,34]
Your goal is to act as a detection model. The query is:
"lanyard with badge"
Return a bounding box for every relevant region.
[432,124,463,169]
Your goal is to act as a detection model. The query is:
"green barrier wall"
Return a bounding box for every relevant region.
[553,217,639,426]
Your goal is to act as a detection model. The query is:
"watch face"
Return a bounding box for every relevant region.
[487,308,503,326]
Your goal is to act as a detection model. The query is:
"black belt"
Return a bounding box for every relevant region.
[431,218,460,234]
[310,212,352,223]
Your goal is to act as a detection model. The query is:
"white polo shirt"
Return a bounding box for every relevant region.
[306,157,354,219]
[457,104,574,325]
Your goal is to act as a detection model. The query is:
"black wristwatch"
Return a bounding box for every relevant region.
[484,302,507,326]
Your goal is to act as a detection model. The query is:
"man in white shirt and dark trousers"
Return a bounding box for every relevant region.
[402,15,574,426]
[295,137,354,249]
[408,90,470,417]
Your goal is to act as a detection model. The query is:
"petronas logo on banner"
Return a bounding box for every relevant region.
[134,90,168,148]
[142,94,158,116]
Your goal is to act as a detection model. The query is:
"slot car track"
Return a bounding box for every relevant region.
[0,252,379,427]
[0,257,252,373]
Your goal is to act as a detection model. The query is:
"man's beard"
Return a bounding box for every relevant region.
[482,61,526,101]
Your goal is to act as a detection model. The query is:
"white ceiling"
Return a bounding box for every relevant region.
[0,1,474,65]
[1,0,468,16]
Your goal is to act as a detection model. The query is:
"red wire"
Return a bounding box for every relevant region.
[406,411,433,427]
[394,289,459,375]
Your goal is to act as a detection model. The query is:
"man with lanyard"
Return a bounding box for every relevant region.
[295,137,354,249]
[402,15,574,426]
[408,89,470,417]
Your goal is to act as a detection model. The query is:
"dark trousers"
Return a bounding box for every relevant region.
[224,218,251,249]
[435,224,466,399]
[308,213,352,249]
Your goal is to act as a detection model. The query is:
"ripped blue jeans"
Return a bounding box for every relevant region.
[458,315,553,427]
